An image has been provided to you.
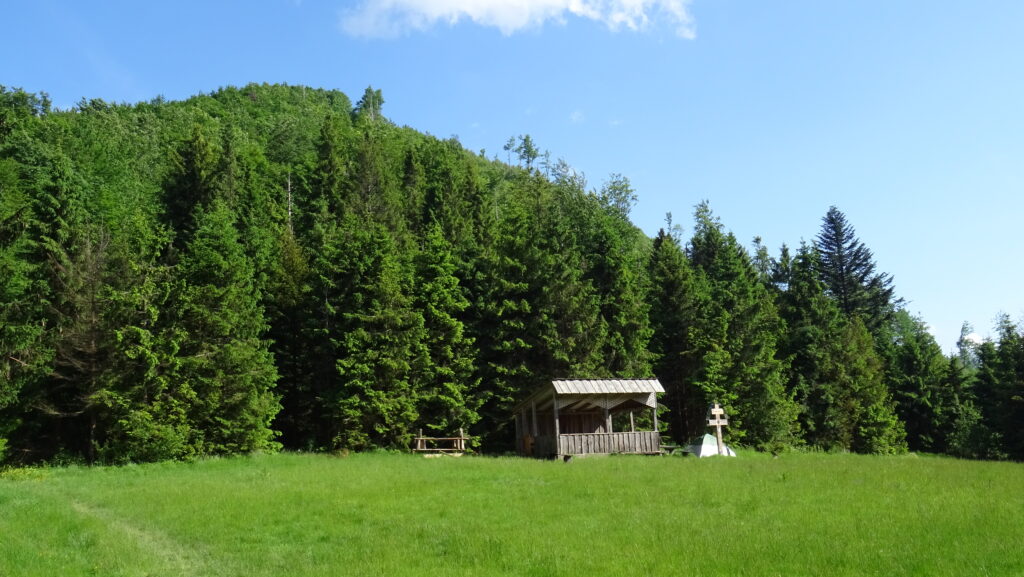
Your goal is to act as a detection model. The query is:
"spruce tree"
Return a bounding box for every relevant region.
[329,215,426,450]
[9,153,112,462]
[462,195,540,449]
[164,124,220,250]
[881,310,953,452]
[264,225,314,449]
[777,243,905,453]
[170,199,281,455]
[586,175,653,376]
[973,316,1024,459]
[774,242,845,447]
[815,206,897,333]
[95,211,190,462]
[648,228,706,441]
[686,202,798,449]
[413,223,480,435]
[0,157,45,460]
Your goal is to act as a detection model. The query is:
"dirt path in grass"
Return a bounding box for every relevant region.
[67,498,214,576]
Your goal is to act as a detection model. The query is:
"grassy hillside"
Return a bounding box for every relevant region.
[4,452,1019,573]
[1,453,1021,576]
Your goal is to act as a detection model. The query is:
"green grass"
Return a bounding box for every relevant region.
[1,452,1021,576]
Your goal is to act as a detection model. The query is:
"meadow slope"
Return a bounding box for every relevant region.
[1,452,1021,576]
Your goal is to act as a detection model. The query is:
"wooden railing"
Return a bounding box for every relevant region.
[560,431,660,455]
[533,431,660,457]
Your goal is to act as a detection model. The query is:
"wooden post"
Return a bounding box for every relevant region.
[603,396,612,433]
[553,395,561,456]
[652,405,658,432]
[531,400,538,437]
[629,410,635,432]
[515,413,522,454]
[707,403,729,456]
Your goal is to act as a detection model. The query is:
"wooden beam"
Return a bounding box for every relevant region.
[598,397,606,434]
[531,400,538,437]
[553,395,561,456]
[515,412,522,454]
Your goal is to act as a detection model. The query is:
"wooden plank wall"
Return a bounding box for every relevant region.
[557,431,660,456]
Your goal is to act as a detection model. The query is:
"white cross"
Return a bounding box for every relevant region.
[707,403,729,456]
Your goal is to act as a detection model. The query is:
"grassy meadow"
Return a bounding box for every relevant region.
[1,452,1021,576]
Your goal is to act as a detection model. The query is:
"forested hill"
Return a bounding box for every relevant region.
[1,83,1021,464]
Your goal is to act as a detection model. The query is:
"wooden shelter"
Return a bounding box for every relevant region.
[513,379,664,458]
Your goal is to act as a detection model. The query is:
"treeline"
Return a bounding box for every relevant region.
[1,84,1020,464]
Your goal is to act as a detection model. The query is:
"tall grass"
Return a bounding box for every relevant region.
[1,452,1021,576]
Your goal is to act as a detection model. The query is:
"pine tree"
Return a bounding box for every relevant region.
[775,242,845,447]
[264,225,314,448]
[686,202,798,449]
[0,156,45,460]
[9,153,115,462]
[309,113,351,219]
[413,223,480,435]
[170,199,281,455]
[815,206,898,333]
[94,211,190,463]
[881,310,954,452]
[329,215,426,450]
[164,124,220,250]
[973,315,1024,459]
[776,243,905,453]
[648,228,706,441]
[587,175,653,376]
[462,197,540,449]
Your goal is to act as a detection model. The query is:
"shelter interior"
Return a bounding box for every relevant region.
[514,379,664,458]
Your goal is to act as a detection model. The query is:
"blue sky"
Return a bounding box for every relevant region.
[6,0,1024,352]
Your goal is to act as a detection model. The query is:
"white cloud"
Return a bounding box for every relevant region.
[340,0,695,39]
[569,109,585,123]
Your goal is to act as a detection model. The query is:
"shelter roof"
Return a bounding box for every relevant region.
[514,379,664,413]
[552,379,664,395]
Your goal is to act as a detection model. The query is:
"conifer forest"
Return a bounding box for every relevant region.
[1,84,1021,464]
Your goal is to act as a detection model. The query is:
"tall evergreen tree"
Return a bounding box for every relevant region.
[648,227,706,441]
[462,194,542,449]
[815,206,898,333]
[164,124,220,250]
[826,318,907,454]
[413,223,480,435]
[881,310,954,452]
[0,156,42,459]
[587,175,653,376]
[8,153,114,463]
[775,243,846,447]
[943,324,1002,459]
[329,215,426,450]
[686,202,798,449]
[973,315,1024,459]
[169,199,281,455]
[776,243,905,453]
[264,225,313,449]
[93,210,188,463]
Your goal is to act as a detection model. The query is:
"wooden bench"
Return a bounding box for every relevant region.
[413,428,470,454]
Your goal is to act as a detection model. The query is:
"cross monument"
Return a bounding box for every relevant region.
[707,403,729,456]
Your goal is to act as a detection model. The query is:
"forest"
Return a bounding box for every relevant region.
[1,83,1021,465]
